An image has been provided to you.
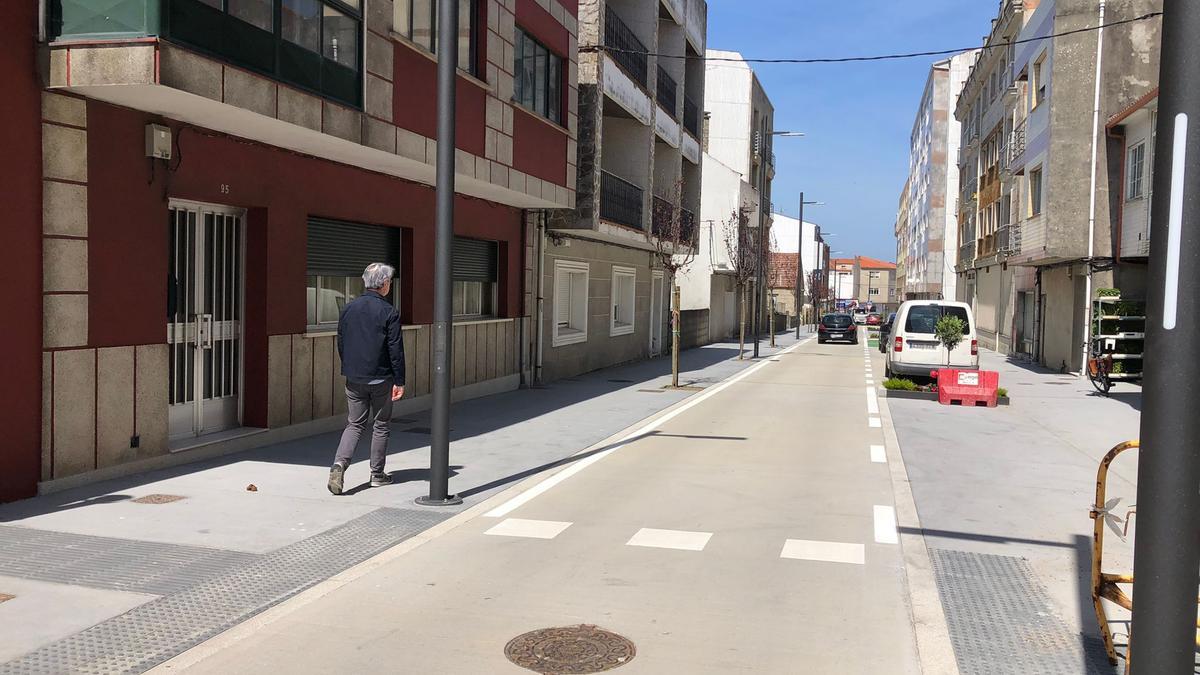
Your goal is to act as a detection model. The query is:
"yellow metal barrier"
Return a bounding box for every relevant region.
[1088,440,1200,672]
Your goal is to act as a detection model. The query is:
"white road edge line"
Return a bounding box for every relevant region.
[870,445,886,463]
[483,337,815,518]
[866,386,880,415]
[874,505,898,544]
[869,417,882,428]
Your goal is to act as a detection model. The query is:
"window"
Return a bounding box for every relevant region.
[1032,54,1046,108]
[514,27,563,124]
[306,218,401,330]
[451,237,498,318]
[869,271,881,279]
[553,260,589,346]
[869,287,880,296]
[394,0,480,75]
[163,0,362,105]
[1029,167,1043,216]
[904,305,971,335]
[1127,142,1147,201]
[610,266,636,336]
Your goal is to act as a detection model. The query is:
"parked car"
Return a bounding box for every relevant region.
[853,310,868,325]
[866,313,882,326]
[884,301,978,378]
[817,313,858,345]
[879,312,897,354]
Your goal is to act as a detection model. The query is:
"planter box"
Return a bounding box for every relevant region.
[879,388,1010,406]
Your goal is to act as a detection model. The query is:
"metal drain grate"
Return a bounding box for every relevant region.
[505,625,636,674]
[131,494,186,504]
[930,549,1117,674]
[0,507,451,674]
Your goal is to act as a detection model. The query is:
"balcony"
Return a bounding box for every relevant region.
[959,240,977,267]
[651,196,697,245]
[996,224,1012,255]
[683,95,700,138]
[1010,118,1028,168]
[656,66,678,118]
[605,7,648,88]
[601,171,645,230]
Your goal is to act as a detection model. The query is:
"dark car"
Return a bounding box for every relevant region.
[879,312,897,353]
[818,313,857,344]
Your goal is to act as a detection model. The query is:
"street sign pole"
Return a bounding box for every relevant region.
[416,0,463,507]
[1129,2,1199,670]
[796,193,804,339]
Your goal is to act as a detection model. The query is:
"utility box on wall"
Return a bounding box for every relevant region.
[145,124,171,160]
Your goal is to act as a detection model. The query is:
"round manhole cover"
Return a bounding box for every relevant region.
[504,625,636,674]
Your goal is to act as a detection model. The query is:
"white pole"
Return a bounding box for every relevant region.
[1082,0,1107,376]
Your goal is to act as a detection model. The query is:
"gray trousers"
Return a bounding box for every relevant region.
[333,380,393,473]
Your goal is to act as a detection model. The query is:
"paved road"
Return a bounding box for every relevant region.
[160,329,921,674]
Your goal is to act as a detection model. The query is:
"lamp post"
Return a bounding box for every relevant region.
[795,194,824,338]
[416,0,463,507]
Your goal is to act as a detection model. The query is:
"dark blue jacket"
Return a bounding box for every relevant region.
[337,291,406,386]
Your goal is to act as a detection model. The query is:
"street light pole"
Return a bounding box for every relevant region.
[1129,1,1200,671]
[416,0,463,507]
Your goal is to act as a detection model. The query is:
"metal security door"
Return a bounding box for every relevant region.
[167,203,244,441]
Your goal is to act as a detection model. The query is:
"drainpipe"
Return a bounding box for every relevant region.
[534,211,547,384]
[1081,0,1107,376]
[1107,125,1127,265]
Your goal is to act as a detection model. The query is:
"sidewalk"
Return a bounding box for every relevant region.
[0,333,806,673]
[886,349,1140,674]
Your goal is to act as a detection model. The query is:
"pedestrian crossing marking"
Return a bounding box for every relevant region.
[780,539,865,565]
[626,528,712,551]
[485,518,573,539]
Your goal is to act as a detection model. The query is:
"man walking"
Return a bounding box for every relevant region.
[328,262,406,495]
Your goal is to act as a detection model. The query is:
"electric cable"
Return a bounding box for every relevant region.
[580,11,1162,65]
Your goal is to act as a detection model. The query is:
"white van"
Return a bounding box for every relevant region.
[884,300,978,378]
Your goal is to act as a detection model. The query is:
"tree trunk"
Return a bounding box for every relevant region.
[738,283,746,360]
[769,297,776,347]
[671,284,681,388]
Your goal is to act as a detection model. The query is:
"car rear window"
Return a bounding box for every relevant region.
[822,315,852,328]
[904,305,971,334]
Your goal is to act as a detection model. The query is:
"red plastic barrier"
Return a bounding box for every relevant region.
[931,368,999,408]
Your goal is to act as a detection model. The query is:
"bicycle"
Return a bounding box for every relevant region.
[1086,339,1114,396]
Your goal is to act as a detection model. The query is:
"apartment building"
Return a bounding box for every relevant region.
[538,0,706,381]
[955,0,1162,371]
[851,257,899,315]
[768,213,825,321]
[829,258,855,307]
[3,0,580,501]
[678,49,773,343]
[895,177,910,298]
[903,50,977,302]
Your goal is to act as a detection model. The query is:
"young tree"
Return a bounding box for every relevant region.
[721,204,759,360]
[651,180,699,387]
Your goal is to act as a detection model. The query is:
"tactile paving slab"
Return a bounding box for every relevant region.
[0,526,255,596]
[930,548,1117,675]
[0,508,450,674]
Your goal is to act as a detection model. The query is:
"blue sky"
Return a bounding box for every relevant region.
[705,0,997,262]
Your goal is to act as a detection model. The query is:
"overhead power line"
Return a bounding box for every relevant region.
[579,11,1162,65]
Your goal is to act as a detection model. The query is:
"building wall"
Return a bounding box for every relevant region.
[0,0,44,501]
[540,237,666,381]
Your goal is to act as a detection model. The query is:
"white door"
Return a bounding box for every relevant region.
[167,203,244,441]
[650,271,665,356]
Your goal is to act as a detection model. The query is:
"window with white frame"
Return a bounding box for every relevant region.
[610,266,636,336]
[1032,54,1046,108]
[1127,141,1147,201]
[553,260,589,346]
[1029,166,1044,216]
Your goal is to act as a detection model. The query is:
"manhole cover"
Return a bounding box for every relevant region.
[0,593,14,604]
[132,494,186,504]
[505,625,636,674]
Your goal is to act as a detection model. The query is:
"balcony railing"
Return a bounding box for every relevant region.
[996,224,1012,255]
[1010,118,1028,164]
[683,95,700,137]
[656,66,678,117]
[959,240,977,266]
[601,171,644,229]
[651,196,698,245]
[605,7,648,87]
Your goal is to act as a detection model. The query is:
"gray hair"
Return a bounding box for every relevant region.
[362,263,395,290]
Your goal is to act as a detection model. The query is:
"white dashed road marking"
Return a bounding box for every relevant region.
[869,417,881,428]
[866,387,879,415]
[870,445,886,463]
[873,506,898,544]
[780,539,865,565]
[626,528,713,551]
[484,519,573,539]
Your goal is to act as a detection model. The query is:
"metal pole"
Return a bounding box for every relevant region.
[796,193,804,338]
[416,0,463,507]
[1130,1,1200,669]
